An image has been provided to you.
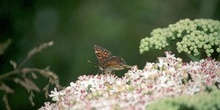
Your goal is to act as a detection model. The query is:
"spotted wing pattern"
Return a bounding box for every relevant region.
[94,45,112,65]
[94,45,129,73]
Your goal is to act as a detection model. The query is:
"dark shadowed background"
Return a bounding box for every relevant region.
[0,0,219,109]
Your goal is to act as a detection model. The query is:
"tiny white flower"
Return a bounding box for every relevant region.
[49,88,64,101]
[186,83,200,95]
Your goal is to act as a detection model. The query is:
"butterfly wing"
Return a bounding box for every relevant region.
[94,45,112,65]
[94,45,131,74]
[103,56,126,70]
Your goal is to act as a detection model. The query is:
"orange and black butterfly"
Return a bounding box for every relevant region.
[94,45,131,74]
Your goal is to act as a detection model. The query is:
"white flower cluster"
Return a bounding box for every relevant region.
[39,52,220,110]
[139,19,220,58]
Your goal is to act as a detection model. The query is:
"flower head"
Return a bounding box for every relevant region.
[40,52,220,110]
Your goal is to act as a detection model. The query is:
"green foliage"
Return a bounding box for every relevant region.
[139,19,220,61]
[147,87,220,110]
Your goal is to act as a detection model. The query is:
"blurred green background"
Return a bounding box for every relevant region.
[0,0,219,109]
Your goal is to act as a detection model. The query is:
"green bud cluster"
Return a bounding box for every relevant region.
[139,19,220,58]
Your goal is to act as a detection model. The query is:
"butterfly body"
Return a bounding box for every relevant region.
[94,45,130,74]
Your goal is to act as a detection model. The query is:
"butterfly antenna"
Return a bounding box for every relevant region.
[87,60,98,68]
[87,60,97,64]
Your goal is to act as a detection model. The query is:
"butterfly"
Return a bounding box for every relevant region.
[94,45,131,74]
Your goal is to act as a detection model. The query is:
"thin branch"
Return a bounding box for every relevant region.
[3,94,11,110]
[0,41,54,80]
[0,70,19,80]
[0,41,59,110]
[17,41,54,69]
